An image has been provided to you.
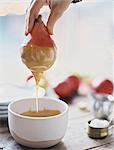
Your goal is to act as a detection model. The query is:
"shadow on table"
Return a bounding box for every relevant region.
[47,142,67,150]
[17,141,67,150]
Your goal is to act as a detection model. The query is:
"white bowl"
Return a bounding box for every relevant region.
[8,97,68,148]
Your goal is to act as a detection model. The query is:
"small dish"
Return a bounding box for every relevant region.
[0,110,8,114]
[87,119,109,139]
[0,114,8,118]
[0,106,8,110]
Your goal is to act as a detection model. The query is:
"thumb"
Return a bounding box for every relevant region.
[47,1,71,34]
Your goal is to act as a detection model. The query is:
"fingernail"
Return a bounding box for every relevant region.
[47,26,53,35]
[25,31,28,36]
[25,27,28,35]
[49,30,53,35]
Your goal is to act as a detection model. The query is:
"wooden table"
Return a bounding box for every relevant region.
[0,96,114,150]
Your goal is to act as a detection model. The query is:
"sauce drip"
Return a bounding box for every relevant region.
[21,45,56,112]
[32,71,42,112]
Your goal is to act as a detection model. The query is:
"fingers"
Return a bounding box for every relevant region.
[25,0,45,35]
[47,0,71,34]
[25,0,71,35]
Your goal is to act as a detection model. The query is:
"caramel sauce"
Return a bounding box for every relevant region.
[21,44,56,113]
[21,45,56,72]
[21,109,61,117]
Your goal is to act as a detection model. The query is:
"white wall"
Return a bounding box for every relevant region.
[47,0,113,86]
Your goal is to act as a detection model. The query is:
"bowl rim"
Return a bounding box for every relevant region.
[8,97,69,120]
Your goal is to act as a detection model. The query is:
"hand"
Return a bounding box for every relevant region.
[25,0,71,35]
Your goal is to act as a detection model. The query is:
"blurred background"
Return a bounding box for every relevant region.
[0,0,113,87]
